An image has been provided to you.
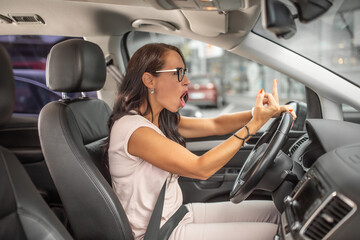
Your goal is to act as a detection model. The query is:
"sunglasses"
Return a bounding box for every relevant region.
[154,67,188,82]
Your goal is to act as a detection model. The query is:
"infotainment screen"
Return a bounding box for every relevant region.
[293,177,324,223]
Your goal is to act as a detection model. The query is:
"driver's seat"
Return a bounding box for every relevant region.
[38,39,133,239]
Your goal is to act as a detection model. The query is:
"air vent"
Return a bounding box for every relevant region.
[0,14,13,24]
[303,193,355,240]
[289,134,309,156]
[10,14,45,24]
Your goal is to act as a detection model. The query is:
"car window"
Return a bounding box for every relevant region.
[0,35,98,115]
[126,31,306,118]
[36,84,61,105]
[14,80,42,114]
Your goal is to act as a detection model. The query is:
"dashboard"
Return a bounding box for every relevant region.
[277,119,360,239]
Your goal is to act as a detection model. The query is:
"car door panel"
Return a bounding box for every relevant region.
[0,115,60,205]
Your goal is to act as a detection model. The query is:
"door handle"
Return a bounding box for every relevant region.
[196,174,224,189]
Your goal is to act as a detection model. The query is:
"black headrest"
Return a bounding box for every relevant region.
[46,39,106,93]
[0,45,15,126]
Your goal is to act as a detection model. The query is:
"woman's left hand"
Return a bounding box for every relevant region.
[264,79,297,121]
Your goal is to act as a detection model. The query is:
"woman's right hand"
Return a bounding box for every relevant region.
[251,89,280,126]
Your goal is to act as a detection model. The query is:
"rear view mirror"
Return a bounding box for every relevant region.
[290,0,332,23]
[261,0,296,39]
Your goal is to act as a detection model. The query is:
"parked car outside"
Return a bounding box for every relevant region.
[187,74,225,108]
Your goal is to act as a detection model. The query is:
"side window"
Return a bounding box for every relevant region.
[0,35,97,115]
[14,80,42,114]
[126,32,306,119]
[36,85,61,106]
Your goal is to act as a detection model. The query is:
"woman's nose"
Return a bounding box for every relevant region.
[183,75,190,85]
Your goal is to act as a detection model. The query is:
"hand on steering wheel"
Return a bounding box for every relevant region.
[230,112,293,203]
[230,80,295,203]
[265,79,297,120]
[251,87,280,127]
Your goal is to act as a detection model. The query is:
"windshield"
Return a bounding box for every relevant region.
[253,0,360,86]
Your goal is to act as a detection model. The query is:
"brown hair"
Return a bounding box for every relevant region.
[103,43,187,168]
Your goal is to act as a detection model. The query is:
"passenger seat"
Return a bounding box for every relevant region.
[0,44,73,240]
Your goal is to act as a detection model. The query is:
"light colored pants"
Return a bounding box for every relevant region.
[177,201,280,240]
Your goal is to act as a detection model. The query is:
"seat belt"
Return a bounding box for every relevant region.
[106,58,124,84]
[159,205,188,239]
[144,180,188,240]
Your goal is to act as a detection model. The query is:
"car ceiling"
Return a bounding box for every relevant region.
[0,0,260,50]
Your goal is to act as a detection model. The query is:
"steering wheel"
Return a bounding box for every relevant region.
[230,112,293,204]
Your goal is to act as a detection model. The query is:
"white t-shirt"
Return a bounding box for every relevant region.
[108,113,192,240]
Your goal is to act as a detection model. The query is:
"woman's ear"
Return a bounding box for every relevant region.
[142,72,154,89]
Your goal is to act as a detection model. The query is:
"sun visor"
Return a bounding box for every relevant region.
[182,10,228,37]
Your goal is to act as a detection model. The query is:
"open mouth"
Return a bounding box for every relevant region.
[180,91,188,108]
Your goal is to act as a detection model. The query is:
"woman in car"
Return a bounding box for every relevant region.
[105,43,295,240]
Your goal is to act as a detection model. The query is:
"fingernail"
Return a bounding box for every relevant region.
[289,109,293,112]
[275,78,278,84]
[259,89,264,94]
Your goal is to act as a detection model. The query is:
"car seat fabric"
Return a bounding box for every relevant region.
[0,146,73,240]
[0,44,73,240]
[39,39,133,240]
[46,39,106,93]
